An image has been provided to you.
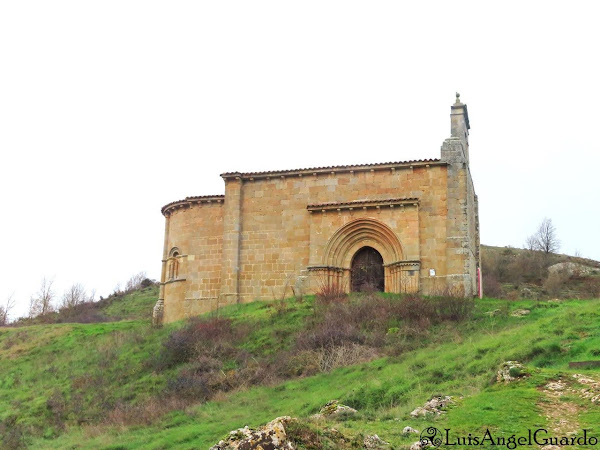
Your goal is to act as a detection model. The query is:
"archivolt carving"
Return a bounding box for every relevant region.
[323,218,404,268]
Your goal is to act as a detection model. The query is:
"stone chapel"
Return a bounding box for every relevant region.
[154,95,480,324]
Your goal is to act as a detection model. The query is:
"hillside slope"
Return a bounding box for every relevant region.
[2,287,600,449]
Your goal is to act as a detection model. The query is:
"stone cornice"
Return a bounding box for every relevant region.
[221,159,445,180]
[161,195,224,216]
[307,198,419,212]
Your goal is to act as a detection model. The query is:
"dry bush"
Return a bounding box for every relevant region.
[482,274,503,298]
[106,396,189,427]
[315,344,378,372]
[435,295,475,321]
[315,278,347,304]
[153,317,240,370]
[583,277,600,298]
[543,269,570,297]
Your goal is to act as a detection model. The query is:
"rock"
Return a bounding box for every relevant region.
[484,309,501,317]
[311,400,357,419]
[497,361,528,383]
[520,287,535,299]
[364,434,390,448]
[541,446,561,450]
[210,416,295,449]
[545,381,565,391]
[511,309,530,317]
[403,426,420,435]
[548,262,599,277]
[410,396,453,417]
[410,441,433,450]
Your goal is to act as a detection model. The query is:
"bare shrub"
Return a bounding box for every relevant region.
[153,317,241,370]
[106,397,189,427]
[543,269,569,297]
[397,294,436,323]
[482,274,502,298]
[583,277,600,298]
[435,295,475,321]
[0,294,15,326]
[28,277,55,318]
[316,344,378,372]
[60,283,87,310]
[124,272,148,293]
[315,278,347,304]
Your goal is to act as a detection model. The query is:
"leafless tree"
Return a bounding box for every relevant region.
[124,271,147,292]
[29,277,55,317]
[525,218,560,255]
[0,293,16,325]
[60,283,87,310]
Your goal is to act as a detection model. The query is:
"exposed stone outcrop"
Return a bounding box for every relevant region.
[410,396,453,417]
[311,400,357,419]
[402,426,420,435]
[210,416,295,450]
[548,262,599,276]
[410,441,433,450]
[511,309,530,317]
[363,434,390,448]
[497,361,528,383]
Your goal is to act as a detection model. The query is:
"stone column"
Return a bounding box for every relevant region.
[219,175,243,306]
[153,214,170,326]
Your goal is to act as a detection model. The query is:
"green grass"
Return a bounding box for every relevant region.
[2,294,594,449]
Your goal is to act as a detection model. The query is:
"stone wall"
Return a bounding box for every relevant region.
[160,197,224,323]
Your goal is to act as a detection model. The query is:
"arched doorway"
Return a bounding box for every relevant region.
[351,246,384,292]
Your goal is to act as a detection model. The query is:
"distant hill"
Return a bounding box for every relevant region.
[481,244,600,299]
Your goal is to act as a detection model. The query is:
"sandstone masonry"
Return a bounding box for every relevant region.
[153,95,480,324]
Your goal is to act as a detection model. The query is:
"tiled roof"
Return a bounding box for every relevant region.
[221,158,442,178]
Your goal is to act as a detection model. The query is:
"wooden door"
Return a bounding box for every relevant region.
[351,246,384,292]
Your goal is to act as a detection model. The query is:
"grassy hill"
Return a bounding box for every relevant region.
[2,282,600,449]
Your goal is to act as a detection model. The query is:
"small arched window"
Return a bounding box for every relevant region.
[168,247,180,280]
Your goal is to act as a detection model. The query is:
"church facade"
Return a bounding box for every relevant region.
[154,96,480,324]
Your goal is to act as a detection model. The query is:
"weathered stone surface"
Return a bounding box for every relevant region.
[410,441,433,450]
[497,361,528,383]
[511,309,530,317]
[548,262,599,276]
[410,396,453,417]
[402,426,420,435]
[311,400,357,419]
[363,434,390,448]
[209,416,295,450]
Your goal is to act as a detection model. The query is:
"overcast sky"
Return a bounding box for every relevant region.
[1,1,599,319]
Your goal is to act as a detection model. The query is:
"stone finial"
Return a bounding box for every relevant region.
[455,92,461,104]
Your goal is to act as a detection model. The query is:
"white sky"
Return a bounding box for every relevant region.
[1,1,599,320]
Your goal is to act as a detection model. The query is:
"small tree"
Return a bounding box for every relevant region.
[60,283,87,310]
[0,294,16,326]
[29,277,55,318]
[526,218,560,255]
[124,272,148,293]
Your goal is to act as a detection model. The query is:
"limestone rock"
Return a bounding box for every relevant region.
[363,434,390,448]
[311,400,357,419]
[410,441,433,450]
[497,361,528,383]
[511,309,530,317]
[403,426,420,435]
[210,416,295,449]
[484,309,501,317]
[548,262,599,277]
[410,396,453,417]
